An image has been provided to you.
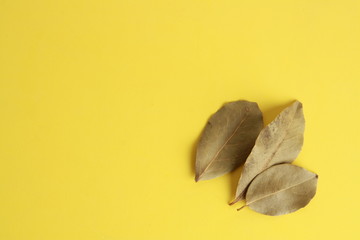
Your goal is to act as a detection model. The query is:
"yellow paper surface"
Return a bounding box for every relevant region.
[1,1,360,239]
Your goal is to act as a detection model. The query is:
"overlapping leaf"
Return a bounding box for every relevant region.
[239,164,318,216]
[195,100,263,181]
[230,101,305,204]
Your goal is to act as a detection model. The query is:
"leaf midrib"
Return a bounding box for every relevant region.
[246,175,317,206]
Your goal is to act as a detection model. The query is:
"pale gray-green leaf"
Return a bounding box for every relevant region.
[231,101,305,203]
[244,164,318,216]
[195,100,263,181]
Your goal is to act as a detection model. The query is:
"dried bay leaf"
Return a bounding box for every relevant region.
[195,100,263,181]
[239,164,318,216]
[230,101,304,204]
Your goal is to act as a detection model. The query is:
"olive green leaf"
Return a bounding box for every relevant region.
[230,101,304,204]
[195,100,263,182]
[238,164,318,216]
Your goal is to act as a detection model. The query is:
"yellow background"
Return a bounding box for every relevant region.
[1,0,359,239]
